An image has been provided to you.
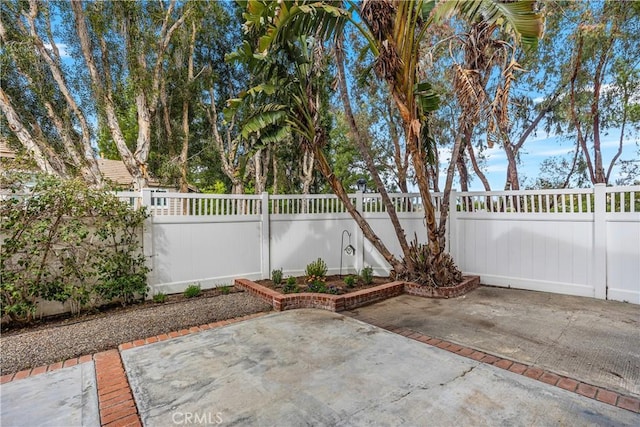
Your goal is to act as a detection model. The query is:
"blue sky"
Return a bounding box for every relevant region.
[435,126,638,191]
[465,127,638,190]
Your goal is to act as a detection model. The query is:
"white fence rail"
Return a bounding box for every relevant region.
[121,185,639,304]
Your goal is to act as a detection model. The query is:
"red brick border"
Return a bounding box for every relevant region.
[235,276,480,312]
[94,350,140,426]
[1,312,269,425]
[374,324,640,414]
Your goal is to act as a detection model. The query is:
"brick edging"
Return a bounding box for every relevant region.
[377,324,640,414]
[94,350,140,426]
[235,276,481,312]
[3,310,637,416]
[0,312,269,426]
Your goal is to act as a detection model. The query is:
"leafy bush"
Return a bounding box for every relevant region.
[219,285,231,295]
[395,236,462,287]
[305,258,328,283]
[327,285,339,295]
[283,277,299,294]
[344,275,356,288]
[361,266,374,285]
[153,293,167,303]
[307,280,327,293]
[184,284,201,298]
[271,268,283,285]
[0,173,149,323]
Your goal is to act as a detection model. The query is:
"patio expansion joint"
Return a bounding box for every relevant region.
[382,326,640,414]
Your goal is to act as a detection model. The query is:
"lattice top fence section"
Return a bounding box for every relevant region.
[456,187,639,214]
[114,186,639,216]
[457,189,596,213]
[606,187,640,213]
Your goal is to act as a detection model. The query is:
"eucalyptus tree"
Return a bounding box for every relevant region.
[0,0,103,185]
[515,1,640,188]
[565,0,639,184]
[240,0,543,286]
[70,0,189,190]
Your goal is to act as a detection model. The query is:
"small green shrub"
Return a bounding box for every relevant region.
[272,268,283,285]
[327,284,339,295]
[305,258,328,283]
[184,284,201,298]
[344,275,356,288]
[307,280,327,293]
[153,293,167,303]
[219,285,231,295]
[361,266,374,285]
[283,277,299,294]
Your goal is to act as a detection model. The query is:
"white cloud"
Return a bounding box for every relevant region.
[43,42,71,59]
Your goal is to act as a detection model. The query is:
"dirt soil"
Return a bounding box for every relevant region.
[255,275,391,295]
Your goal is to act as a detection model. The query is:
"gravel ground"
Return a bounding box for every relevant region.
[0,292,272,375]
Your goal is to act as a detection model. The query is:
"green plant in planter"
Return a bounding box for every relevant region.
[283,277,299,294]
[153,293,167,303]
[184,284,201,298]
[361,266,374,285]
[326,284,339,295]
[344,275,356,288]
[272,268,283,285]
[305,258,328,283]
[307,280,327,293]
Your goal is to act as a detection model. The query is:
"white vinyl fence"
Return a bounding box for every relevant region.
[120,184,639,304]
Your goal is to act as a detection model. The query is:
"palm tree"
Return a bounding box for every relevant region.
[238,0,543,285]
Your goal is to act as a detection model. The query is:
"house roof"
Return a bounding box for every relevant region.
[0,140,17,160]
[96,158,136,187]
[0,143,163,188]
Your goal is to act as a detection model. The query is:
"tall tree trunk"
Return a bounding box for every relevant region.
[0,88,66,177]
[467,142,492,191]
[1,4,102,186]
[254,147,270,194]
[314,148,404,273]
[503,142,520,190]
[456,142,469,192]
[272,155,279,195]
[438,124,465,249]
[206,87,244,194]
[335,42,414,270]
[386,99,409,193]
[179,22,197,193]
[300,149,315,195]
[71,1,148,189]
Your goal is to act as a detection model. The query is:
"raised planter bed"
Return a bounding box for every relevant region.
[234,275,480,312]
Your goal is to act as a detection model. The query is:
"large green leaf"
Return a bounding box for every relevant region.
[415,81,441,112]
[241,108,287,139]
[433,0,544,49]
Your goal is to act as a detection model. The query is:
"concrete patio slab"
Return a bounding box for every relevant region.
[0,362,99,426]
[121,309,639,426]
[345,286,640,398]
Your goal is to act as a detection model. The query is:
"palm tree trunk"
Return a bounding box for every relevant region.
[314,148,405,274]
[335,42,414,270]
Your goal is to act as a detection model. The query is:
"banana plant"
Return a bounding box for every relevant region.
[236,0,544,284]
